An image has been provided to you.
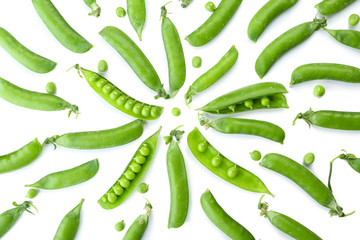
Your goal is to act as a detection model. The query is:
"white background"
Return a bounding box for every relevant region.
[0,0,360,239]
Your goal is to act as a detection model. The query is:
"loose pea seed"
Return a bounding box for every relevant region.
[107,193,118,203]
[151,107,159,118]
[303,152,315,165]
[211,155,222,167]
[113,185,124,195]
[244,100,253,109]
[142,106,151,117]
[115,220,125,232]
[103,84,113,94]
[119,178,130,188]
[261,97,270,107]
[250,150,261,161]
[26,188,38,199]
[117,96,127,106]
[198,142,208,152]
[349,14,360,26]
[134,155,146,164]
[125,99,135,110]
[140,145,150,156]
[172,107,181,116]
[98,60,108,72]
[130,162,142,173]
[133,103,142,115]
[227,166,238,178]
[45,82,56,94]
[313,85,325,97]
[137,183,149,194]
[205,1,216,12]
[116,7,126,18]
[124,170,136,180]
[192,56,202,68]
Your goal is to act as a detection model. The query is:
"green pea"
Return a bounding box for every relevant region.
[134,155,146,164]
[250,150,261,161]
[133,103,142,115]
[98,60,108,72]
[151,107,159,118]
[113,185,124,196]
[192,56,202,68]
[124,170,136,180]
[115,220,125,232]
[172,107,181,116]
[116,7,126,18]
[88,75,98,82]
[117,96,127,106]
[313,85,325,97]
[205,1,216,12]
[139,145,150,156]
[110,90,121,100]
[198,142,208,152]
[137,183,149,194]
[227,166,238,178]
[26,188,38,199]
[107,192,118,203]
[96,79,106,88]
[211,155,222,167]
[228,104,236,112]
[261,97,270,107]
[244,100,253,109]
[103,84,113,94]
[119,178,130,188]
[46,82,56,94]
[101,196,107,203]
[349,14,360,26]
[142,106,151,117]
[130,162,142,173]
[303,152,315,165]
[125,99,135,110]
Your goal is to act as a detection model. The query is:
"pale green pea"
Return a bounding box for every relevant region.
[205,2,216,12]
[198,142,208,152]
[192,56,202,68]
[304,152,315,165]
[98,60,108,72]
[211,155,222,167]
[119,178,130,188]
[227,166,238,178]
[313,85,325,97]
[26,188,38,199]
[46,82,56,94]
[130,162,142,173]
[134,155,146,164]
[172,107,181,116]
[349,14,360,26]
[108,193,118,203]
[250,150,261,161]
[115,220,125,232]
[116,7,126,18]
[124,170,135,180]
[113,185,124,195]
[261,97,270,107]
[137,183,149,194]
[244,100,253,108]
[139,145,150,156]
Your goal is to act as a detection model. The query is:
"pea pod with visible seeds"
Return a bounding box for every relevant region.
[324,28,360,50]
[315,0,355,16]
[98,127,161,210]
[83,0,101,17]
[127,0,146,41]
[123,200,152,240]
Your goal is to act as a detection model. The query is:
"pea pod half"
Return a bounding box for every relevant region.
[98,127,161,209]
[315,0,355,16]
[324,28,360,50]
[197,82,288,114]
[188,127,272,195]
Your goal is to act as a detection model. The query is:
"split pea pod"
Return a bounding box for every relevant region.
[0,139,42,174]
[201,189,255,240]
[187,127,272,195]
[324,28,360,50]
[185,0,243,46]
[260,153,351,217]
[83,0,101,17]
[161,4,186,96]
[293,108,360,130]
[0,77,79,117]
[247,0,299,42]
[44,119,143,149]
[255,18,327,78]
[199,116,285,144]
[198,82,288,114]
[25,159,99,190]
[54,199,84,240]
[127,0,146,41]
[100,26,169,99]
[315,0,356,16]
[185,45,238,105]
[0,27,56,73]
[72,65,163,120]
[290,63,360,85]
[98,127,161,210]
[32,0,92,53]
[123,200,152,240]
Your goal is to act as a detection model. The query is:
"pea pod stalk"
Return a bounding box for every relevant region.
[83,0,101,17]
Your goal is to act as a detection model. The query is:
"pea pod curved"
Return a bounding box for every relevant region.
[73,65,163,120]
[247,0,299,42]
[32,0,92,53]
[123,201,152,240]
[324,28,360,50]
[315,0,355,16]
[188,127,272,195]
[127,0,146,40]
[255,18,326,78]
[98,127,161,210]
[185,0,243,46]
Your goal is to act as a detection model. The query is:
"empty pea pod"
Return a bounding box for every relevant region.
[98,127,161,210]
[83,0,101,17]
[32,0,92,53]
[247,0,299,42]
[188,127,272,195]
[324,28,360,50]
[0,138,42,174]
[201,189,255,240]
[197,82,288,114]
[123,200,152,240]
[44,119,143,149]
[185,0,243,46]
[293,108,360,130]
[315,0,356,16]
[127,0,146,41]
[72,65,163,120]
[25,159,99,190]
[0,77,79,117]
[185,45,238,105]
[255,18,326,78]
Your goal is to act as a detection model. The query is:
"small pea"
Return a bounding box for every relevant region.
[139,145,150,156]
[45,82,56,94]
[103,84,113,94]
[313,85,325,97]
[151,107,159,118]
[117,96,127,106]
[98,60,108,72]
[125,99,135,110]
[124,170,135,180]
[198,142,208,152]
[250,150,261,161]
[137,183,149,194]
[244,100,253,109]
[227,166,239,178]
[134,155,146,164]
[205,1,216,12]
[142,106,151,117]
[130,162,142,173]
[107,192,118,203]
[349,14,360,26]
[101,196,107,203]
[26,188,38,199]
[303,152,315,165]
[133,103,142,115]
[261,97,270,107]
[119,178,130,188]
[211,155,222,167]
[116,7,126,18]
[96,79,106,88]
[113,185,124,195]
[192,56,202,68]
[110,90,121,100]
[228,104,236,112]
[172,107,181,116]
[115,220,125,232]
[88,75,98,82]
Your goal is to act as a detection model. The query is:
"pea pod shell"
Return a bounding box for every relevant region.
[347,158,360,173]
[32,0,92,53]
[127,0,146,41]
[315,0,355,16]
[123,214,149,240]
[0,139,42,174]
[0,202,32,238]
[25,159,99,190]
[185,0,243,46]
[325,29,360,50]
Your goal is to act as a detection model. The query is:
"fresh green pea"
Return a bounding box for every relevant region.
[46,82,56,94]
[261,96,270,107]
[139,145,150,156]
[119,178,130,188]
[137,183,149,194]
[113,185,124,195]
[134,155,146,164]
[26,189,38,199]
[250,150,262,161]
[130,163,142,173]
[125,170,136,180]
[211,155,222,167]
[324,28,360,50]
[227,166,238,178]
[304,152,315,165]
[84,0,101,17]
[108,193,117,203]
[198,142,208,152]
[205,2,216,12]
[172,107,181,116]
[116,7,126,18]
[115,220,125,232]
[244,100,253,108]
[192,56,202,68]
[313,85,325,97]
[123,201,152,240]
[127,0,146,40]
[315,0,356,16]
[349,14,360,26]
[97,60,108,72]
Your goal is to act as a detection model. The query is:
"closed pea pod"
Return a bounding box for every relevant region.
[32,0,92,53]
[324,28,360,50]
[83,0,101,17]
[123,200,152,240]
[315,0,355,16]
[185,0,243,46]
[127,0,146,41]
[185,45,238,105]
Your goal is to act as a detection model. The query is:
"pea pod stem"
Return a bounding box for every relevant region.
[83,0,101,17]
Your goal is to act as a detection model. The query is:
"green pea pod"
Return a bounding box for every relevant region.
[0,139,42,174]
[25,159,99,190]
[0,77,79,117]
[123,201,152,240]
[293,108,360,130]
[0,201,36,238]
[45,119,143,149]
[324,28,360,50]
[185,45,238,105]
[290,63,360,85]
[247,0,299,42]
[72,65,163,120]
[0,27,56,73]
[32,0,92,53]
[98,127,161,210]
[197,82,288,114]
[83,0,101,17]
[180,0,193,8]
[255,18,326,78]
[54,199,84,240]
[99,26,169,99]
[188,127,272,195]
[127,0,146,41]
[315,0,355,16]
[185,0,243,46]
